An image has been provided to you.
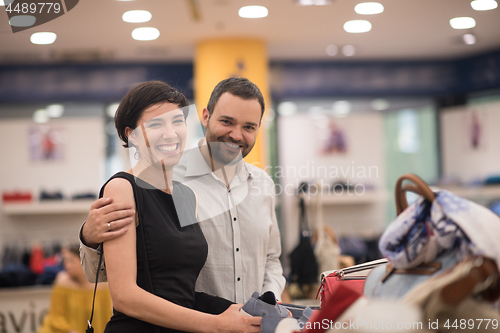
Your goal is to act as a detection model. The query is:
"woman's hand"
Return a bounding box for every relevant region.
[214,304,261,333]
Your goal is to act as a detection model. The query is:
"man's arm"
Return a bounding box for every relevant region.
[79,197,135,282]
[261,193,286,300]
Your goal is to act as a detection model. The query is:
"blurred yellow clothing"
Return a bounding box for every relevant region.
[38,285,112,333]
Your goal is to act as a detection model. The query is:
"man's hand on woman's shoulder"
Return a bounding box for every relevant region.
[82,197,135,248]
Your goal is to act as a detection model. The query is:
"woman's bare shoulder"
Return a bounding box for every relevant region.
[103,177,135,201]
[104,177,133,192]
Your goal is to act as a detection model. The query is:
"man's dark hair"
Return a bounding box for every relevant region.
[206,77,265,118]
[115,81,189,148]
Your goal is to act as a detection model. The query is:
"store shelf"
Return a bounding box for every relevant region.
[301,190,389,205]
[2,200,94,215]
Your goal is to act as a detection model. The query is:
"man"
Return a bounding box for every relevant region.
[80,77,286,303]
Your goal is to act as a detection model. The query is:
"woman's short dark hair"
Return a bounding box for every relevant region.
[115,81,189,148]
[206,77,265,119]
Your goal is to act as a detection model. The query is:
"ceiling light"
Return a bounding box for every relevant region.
[342,45,356,56]
[333,101,352,115]
[370,98,389,110]
[123,10,152,23]
[296,0,333,5]
[30,32,57,45]
[326,44,338,56]
[33,109,49,123]
[450,17,476,29]
[278,102,297,116]
[46,104,64,118]
[471,0,498,10]
[463,33,477,45]
[9,15,36,27]
[344,20,372,33]
[238,6,268,18]
[354,2,384,15]
[131,27,160,41]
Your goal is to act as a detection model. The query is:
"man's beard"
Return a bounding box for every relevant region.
[205,122,253,166]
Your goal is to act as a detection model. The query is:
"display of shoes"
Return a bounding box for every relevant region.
[71,192,97,200]
[39,190,64,201]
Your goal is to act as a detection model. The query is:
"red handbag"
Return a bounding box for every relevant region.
[317,259,387,308]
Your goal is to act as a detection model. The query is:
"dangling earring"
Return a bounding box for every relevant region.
[134,149,140,160]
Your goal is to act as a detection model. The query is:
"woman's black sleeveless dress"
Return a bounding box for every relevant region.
[102,172,208,333]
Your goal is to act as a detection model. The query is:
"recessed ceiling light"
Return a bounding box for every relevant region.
[46,104,64,118]
[238,6,268,18]
[9,15,36,27]
[344,20,372,33]
[354,2,384,15]
[463,33,477,45]
[33,109,49,123]
[30,32,57,44]
[326,44,338,56]
[471,0,498,10]
[131,27,160,41]
[450,17,476,29]
[123,10,152,23]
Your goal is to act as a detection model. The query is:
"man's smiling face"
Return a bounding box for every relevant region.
[203,92,262,165]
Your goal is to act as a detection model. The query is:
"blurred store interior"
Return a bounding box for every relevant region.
[1,0,500,320]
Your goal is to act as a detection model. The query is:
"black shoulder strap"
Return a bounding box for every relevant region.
[86,249,103,333]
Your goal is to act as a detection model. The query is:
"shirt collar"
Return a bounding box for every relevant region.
[183,139,254,181]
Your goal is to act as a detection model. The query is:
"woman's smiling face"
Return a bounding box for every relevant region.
[127,102,187,169]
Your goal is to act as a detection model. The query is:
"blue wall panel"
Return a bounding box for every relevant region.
[0,49,499,102]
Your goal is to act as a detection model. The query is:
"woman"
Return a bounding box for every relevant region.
[101,81,260,333]
[39,243,112,333]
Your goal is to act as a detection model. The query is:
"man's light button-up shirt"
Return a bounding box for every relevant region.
[173,142,285,303]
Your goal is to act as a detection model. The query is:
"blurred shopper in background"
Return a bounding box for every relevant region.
[38,242,112,333]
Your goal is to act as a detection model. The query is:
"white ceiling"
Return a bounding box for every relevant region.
[0,0,500,64]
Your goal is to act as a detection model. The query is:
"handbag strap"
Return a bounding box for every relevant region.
[320,258,389,281]
[86,247,103,333]
[395,173,436,215]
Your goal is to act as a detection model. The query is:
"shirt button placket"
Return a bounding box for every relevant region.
[230,194,243,303]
